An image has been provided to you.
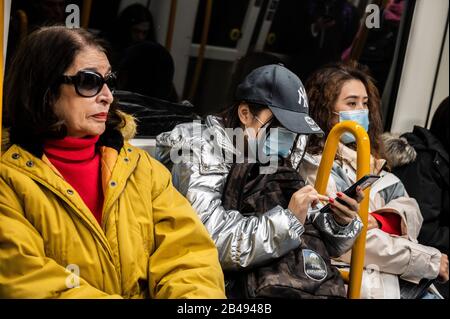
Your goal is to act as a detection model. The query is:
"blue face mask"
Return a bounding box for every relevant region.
[263,127,298,158]
[336,109,369,144]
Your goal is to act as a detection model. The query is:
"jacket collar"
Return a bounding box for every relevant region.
[301,143,386,174]
[205,115,241,160]
[337,143,386,175]
[157,115,308,173]
[100,143,140,216]
[1,142,140,261]
[410,127,449,187]
[1,144,112,254]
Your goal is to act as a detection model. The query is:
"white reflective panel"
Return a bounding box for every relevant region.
[130,138,156,157]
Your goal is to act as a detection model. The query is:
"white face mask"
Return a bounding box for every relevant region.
[263,127,298,158]
[334,109,370,144]
[246,115,298,159]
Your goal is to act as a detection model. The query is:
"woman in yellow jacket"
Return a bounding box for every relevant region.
[0,26,225,299]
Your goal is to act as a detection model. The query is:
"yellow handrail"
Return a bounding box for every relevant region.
[314,121,371,299]
[81,0,92,29]
[165,0,177,52]
[187,0,213,101]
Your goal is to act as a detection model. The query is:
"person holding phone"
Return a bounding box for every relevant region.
[299,61,448,298]
[157,64,364,281]
[319,174,380,216]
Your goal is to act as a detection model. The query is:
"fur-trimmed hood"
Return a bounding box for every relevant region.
[382,132,417,169]
[383,126,449,169]
[116,110,137,140]
[1,110,137,153]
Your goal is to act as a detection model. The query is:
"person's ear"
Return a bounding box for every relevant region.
[238,103,252,127]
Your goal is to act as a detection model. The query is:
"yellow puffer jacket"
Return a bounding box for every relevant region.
[0,118,225,299]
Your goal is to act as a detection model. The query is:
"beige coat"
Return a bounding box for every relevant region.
[300,144,442,298]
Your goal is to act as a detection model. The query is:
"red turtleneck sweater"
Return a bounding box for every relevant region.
[44,136,103,224]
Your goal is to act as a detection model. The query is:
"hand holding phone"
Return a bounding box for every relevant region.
[337,174,380,205]
[320,174,380,214]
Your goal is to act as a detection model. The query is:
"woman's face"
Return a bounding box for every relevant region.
[334,79,368,112]
[131,21,150,43]
[332,79,368,125]
[53,46,114,137]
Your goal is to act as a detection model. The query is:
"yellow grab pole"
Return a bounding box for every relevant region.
[314,121,371,299]
[187,0,213,101]
[165,0,177,52]
[81,0,92,29]
[1,0,4,153]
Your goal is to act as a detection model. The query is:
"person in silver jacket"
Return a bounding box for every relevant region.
[156,64,363,271]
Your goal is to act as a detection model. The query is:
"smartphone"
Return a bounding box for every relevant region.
[320,174,380,212]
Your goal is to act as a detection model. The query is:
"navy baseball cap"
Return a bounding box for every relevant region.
[235,64,323,135]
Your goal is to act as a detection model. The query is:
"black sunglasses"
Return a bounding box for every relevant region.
[60,70,117,97]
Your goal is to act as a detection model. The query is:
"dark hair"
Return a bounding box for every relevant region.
[218,101,280,162]
[117,4,155,46]
[117,41,176,101]
[5,26,123,156]
[219,102,268,129]
[430,96,449,153]
[305,61,384,159]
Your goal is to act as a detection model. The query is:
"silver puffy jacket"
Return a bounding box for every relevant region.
[156,116,362,271]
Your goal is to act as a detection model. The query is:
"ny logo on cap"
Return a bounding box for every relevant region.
[298,86,307,109]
